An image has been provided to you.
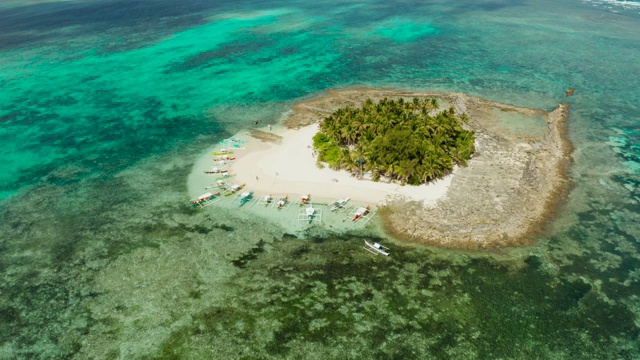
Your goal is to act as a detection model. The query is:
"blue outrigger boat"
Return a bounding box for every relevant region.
[239,191,253,206]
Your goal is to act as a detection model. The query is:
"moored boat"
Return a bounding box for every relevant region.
[364,240,389,256]
[352,205,370,222]
[277,195,288,209]
[330,197,350,211]
[306,204,315,223]
[212,149,234,156]
[191,192,213,205]
[239,191,253,206]
[204,167,227,174]
[225,183,245,196]
[213,155,236,162]
[190,191,221,206]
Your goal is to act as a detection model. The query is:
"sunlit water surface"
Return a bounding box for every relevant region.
[1,0,639,358]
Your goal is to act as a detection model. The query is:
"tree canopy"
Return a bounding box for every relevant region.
[312,97,475,185]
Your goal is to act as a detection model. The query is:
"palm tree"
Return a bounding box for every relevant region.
[430,98,439,110]
[314,96,474,183]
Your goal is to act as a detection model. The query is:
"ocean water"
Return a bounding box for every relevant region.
[1,0,639,358]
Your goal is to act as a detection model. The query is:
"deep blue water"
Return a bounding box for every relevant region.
[1,0,639,358]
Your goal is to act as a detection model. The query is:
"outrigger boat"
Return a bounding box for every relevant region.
[300,194,311,206]
[213,155,236,162]
[330,197,350,211]
[212,149,234,156]
[239,191,253,206]
[306,204,316,223]
[206,180,227,190]
[190,191,221,206]
[204,167,227,174]
[277,195,288,210]
[352,205,371,222]
[213,173,235,180]
[364,240,389,256]
[219,137,245,147]
[262,194,273,206]
[225,183,245,196]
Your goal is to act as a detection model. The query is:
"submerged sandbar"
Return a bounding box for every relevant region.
[189,88,572,249]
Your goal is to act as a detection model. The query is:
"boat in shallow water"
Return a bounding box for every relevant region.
[352,205,370,222]
[190,191,221,206]
[364,240,389,256]
[240,191,253,206]
[277,195,288,209]
[330,197,350,211]
[306,204,315,223]
[225,183,245,196]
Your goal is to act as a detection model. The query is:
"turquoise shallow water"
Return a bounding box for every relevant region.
[1,0,640,358]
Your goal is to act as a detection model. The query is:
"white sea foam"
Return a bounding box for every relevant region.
[584,0,640,11]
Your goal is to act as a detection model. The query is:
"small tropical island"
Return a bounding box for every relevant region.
[188,88,572,249]
[313,97,475,184]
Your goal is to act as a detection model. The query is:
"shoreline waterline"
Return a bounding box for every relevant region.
[188,124,454,206]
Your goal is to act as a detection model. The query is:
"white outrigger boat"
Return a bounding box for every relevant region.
[205,179,227,190]
[330,197,350,211]
[225,183,245,196]
[364,240,390,256]
[204,167,227,174]
[190,191,221,207]
[262,194,273,206]
[305,204,316,223]
[297,202,322,223]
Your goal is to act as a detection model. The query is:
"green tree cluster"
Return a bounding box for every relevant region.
[313,97,475,185]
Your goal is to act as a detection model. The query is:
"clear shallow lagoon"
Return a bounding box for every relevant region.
[1,0,639,358]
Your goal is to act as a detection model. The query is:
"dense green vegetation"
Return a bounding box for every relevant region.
[313,97,475,185]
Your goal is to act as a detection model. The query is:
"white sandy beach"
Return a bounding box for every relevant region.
[188,124,453,205]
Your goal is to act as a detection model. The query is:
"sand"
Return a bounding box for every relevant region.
[205,124,453,205]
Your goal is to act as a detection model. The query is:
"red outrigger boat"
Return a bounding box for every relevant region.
[213,155,236,162]
[352,205,370,222]
[277,195,289,209]
[190,192,221,206]
[300,194,311,205]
